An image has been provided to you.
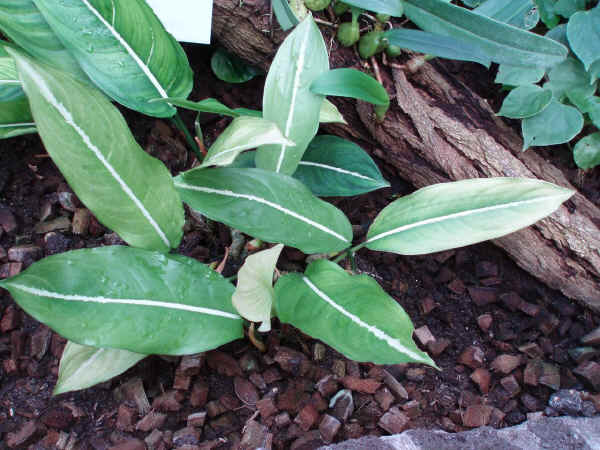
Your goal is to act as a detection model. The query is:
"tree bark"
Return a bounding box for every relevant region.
[211,0,600,312]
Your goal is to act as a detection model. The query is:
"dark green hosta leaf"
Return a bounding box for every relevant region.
[497,85,553,119]
[211,48,260,84]
[495,64,545,86]
[574,132,600,170]
[522,100,584,149]
[272,0,300,31]
[566,92,600,114]
[474,0,539,30]
[535,0,560,29]
[567,5,600,71]
[545,58,597,101]
[10,48,184,252]
[0,42,25,102]
[256,16,329,175]
[0,246,243,355]
[34,0,192,117]
[0,0,88,82]
[174,167,353,254]
[341,0,406,16]
[311,68,391,118]
[274,259,435,366]
[55,341,146,395]
[365,177,573,255]
[403,0,568,68]
[293,135,389,197]
[381,29,491,67]
[0,96,36,139]
[554,0,587,19]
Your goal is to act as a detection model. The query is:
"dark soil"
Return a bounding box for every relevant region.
[0,44,599,449]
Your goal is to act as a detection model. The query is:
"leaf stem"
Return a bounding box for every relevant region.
[171,112,203,161]
[331,241,368,264]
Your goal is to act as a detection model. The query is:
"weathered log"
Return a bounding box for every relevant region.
[211,0,600,311]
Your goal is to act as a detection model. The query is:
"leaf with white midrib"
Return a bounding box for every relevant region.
[0,246,244,355]
[9,47,184,251]
[54,341,146,395]
[33,0,192,117]
[174,167,353,254]
[256,15,329,175]
[274,259,435,366]
[366,177,574,255]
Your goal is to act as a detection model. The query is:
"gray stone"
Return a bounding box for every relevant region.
[549,390,583,416]
[318,416,600,450]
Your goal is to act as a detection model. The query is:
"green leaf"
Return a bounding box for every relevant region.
[463,0,485,7]
[474,0,539,29]
[272,0,300,31]
[274,259,435,366]
[554,0,587,18]
[535,0,560,28]
[34,0,192,117]
[566,92,600,114]
[319,99,347,124]
[545,24,569,47]
[311,68,391,116]
[381,29,491,67]
[201,117,294,168]
[567,5,600,71]
[403,0,568,68]
[256,16,329,175]
[497,85,553,119]
[341,0,406,16]
[0,246,243,355]
[573,132,600,170]
[545,58,597,101]
[54,341,146,395]
[211,48,260,84]
[162,97,343,125]
[232,244,284,332]
[0,42,25,102]
[0,0,88,82]
[174,167,353,254]
[522,100,584,149]
[495,64,546,86]
[365,177,573,255]
[157,97,261,118]
[10,48,184,252]
[294,135,389,197]
[0,96,36,139]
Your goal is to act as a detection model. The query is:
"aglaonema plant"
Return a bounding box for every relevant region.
[0,10,574,395]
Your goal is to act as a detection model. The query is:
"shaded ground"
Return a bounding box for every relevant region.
[0,45,599,449]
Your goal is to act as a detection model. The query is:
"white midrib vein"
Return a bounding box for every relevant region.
[9,283,241,320]
[298,161,378,182]
[80,0,168,99]
[366,196,562,244]
[16,57,171,248]
[68,347,105,381]
[174,181,349,243]
[0,123,35,128]
[302,277,430,363]
[275,27,311,173]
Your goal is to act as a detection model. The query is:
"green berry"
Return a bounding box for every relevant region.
[304,0,331,11]
[385,44,402,58]
[333,1,350,15]
[336,21,360,47]
[358,30,386,59]
[376,13,391,22]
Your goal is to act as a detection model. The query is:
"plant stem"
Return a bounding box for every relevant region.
[331,242,368,264]
[171,112,203,161]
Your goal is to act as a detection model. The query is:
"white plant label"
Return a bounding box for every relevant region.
[146,0,213,44]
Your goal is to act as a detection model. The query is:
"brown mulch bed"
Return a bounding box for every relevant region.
[0,45,599,449]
